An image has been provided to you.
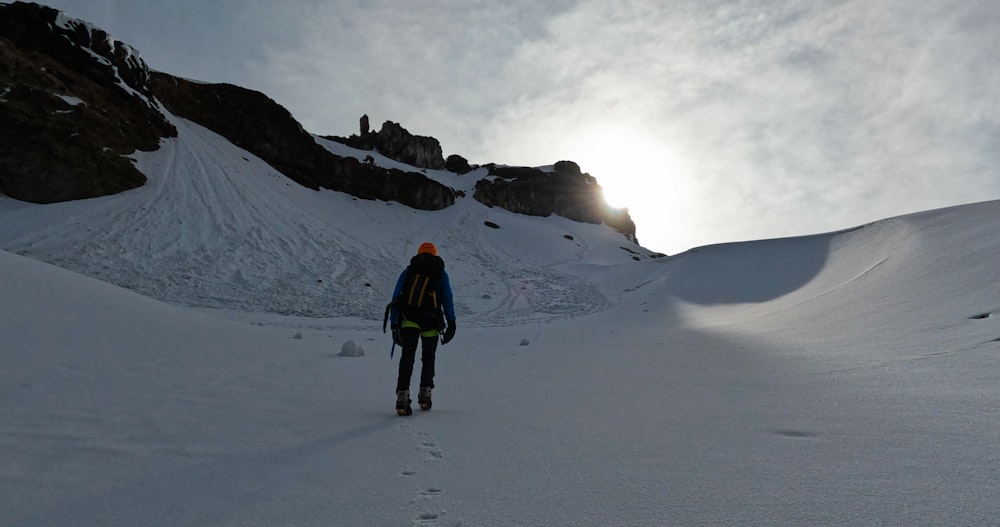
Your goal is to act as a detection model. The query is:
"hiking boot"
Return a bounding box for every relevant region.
[418,387,432,411]
[396,390,412,416]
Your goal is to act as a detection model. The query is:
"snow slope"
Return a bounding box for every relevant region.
[2,113,999,526]
[0,114,652,325]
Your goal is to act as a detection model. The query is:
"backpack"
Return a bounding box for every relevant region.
[385,253,446,331]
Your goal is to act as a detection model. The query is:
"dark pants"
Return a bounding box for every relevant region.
[396,327,438,392]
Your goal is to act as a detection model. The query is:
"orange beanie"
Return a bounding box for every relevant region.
[417,242,437,256]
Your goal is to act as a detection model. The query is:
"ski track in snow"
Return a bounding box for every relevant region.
[8,116,391,319]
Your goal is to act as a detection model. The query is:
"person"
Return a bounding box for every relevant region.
[388,242,456,415]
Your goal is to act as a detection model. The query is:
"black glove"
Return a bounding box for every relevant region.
[442,320,456,344]
[391,327,402,347]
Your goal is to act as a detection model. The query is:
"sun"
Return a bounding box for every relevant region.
[561,125,698,253]
[567,126,686,211]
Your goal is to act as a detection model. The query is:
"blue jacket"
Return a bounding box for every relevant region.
[390,268,456,327]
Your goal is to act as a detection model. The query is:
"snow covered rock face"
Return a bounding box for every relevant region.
[0,1,176,203]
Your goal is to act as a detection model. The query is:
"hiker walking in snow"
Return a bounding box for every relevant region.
[386,242,456,415]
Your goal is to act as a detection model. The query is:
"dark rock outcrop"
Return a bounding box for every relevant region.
[150,73,455,210]
[446,154,474,175]
[474,161,637,241]
[0,1,176,203]
[331,118,447,170]
[324,155,456,210]
[375,121,446,170]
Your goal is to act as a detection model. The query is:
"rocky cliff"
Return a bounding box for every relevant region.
[0,1,176,203]
[329,116,447,170]
[474,161,637,241]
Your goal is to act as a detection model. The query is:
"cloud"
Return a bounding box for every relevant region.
[466,0,1000,252]
[244,2,582,144]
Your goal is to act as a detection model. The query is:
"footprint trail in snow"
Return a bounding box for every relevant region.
[396,424,463,527]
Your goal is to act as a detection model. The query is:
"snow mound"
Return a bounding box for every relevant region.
[339,340,365,357]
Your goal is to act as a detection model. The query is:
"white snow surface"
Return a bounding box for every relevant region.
[2,114,999,526]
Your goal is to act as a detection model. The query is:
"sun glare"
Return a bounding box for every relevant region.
[562,126,697,253]
[568,127,685,211]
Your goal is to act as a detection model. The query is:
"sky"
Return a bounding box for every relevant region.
[13,0,1000,254]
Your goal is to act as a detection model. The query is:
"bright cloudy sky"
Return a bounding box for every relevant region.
[18,0,1000,254]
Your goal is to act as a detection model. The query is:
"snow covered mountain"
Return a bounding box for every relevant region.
[1,1,654,322]
[1,1,637,239]
[3,3,1000,526]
